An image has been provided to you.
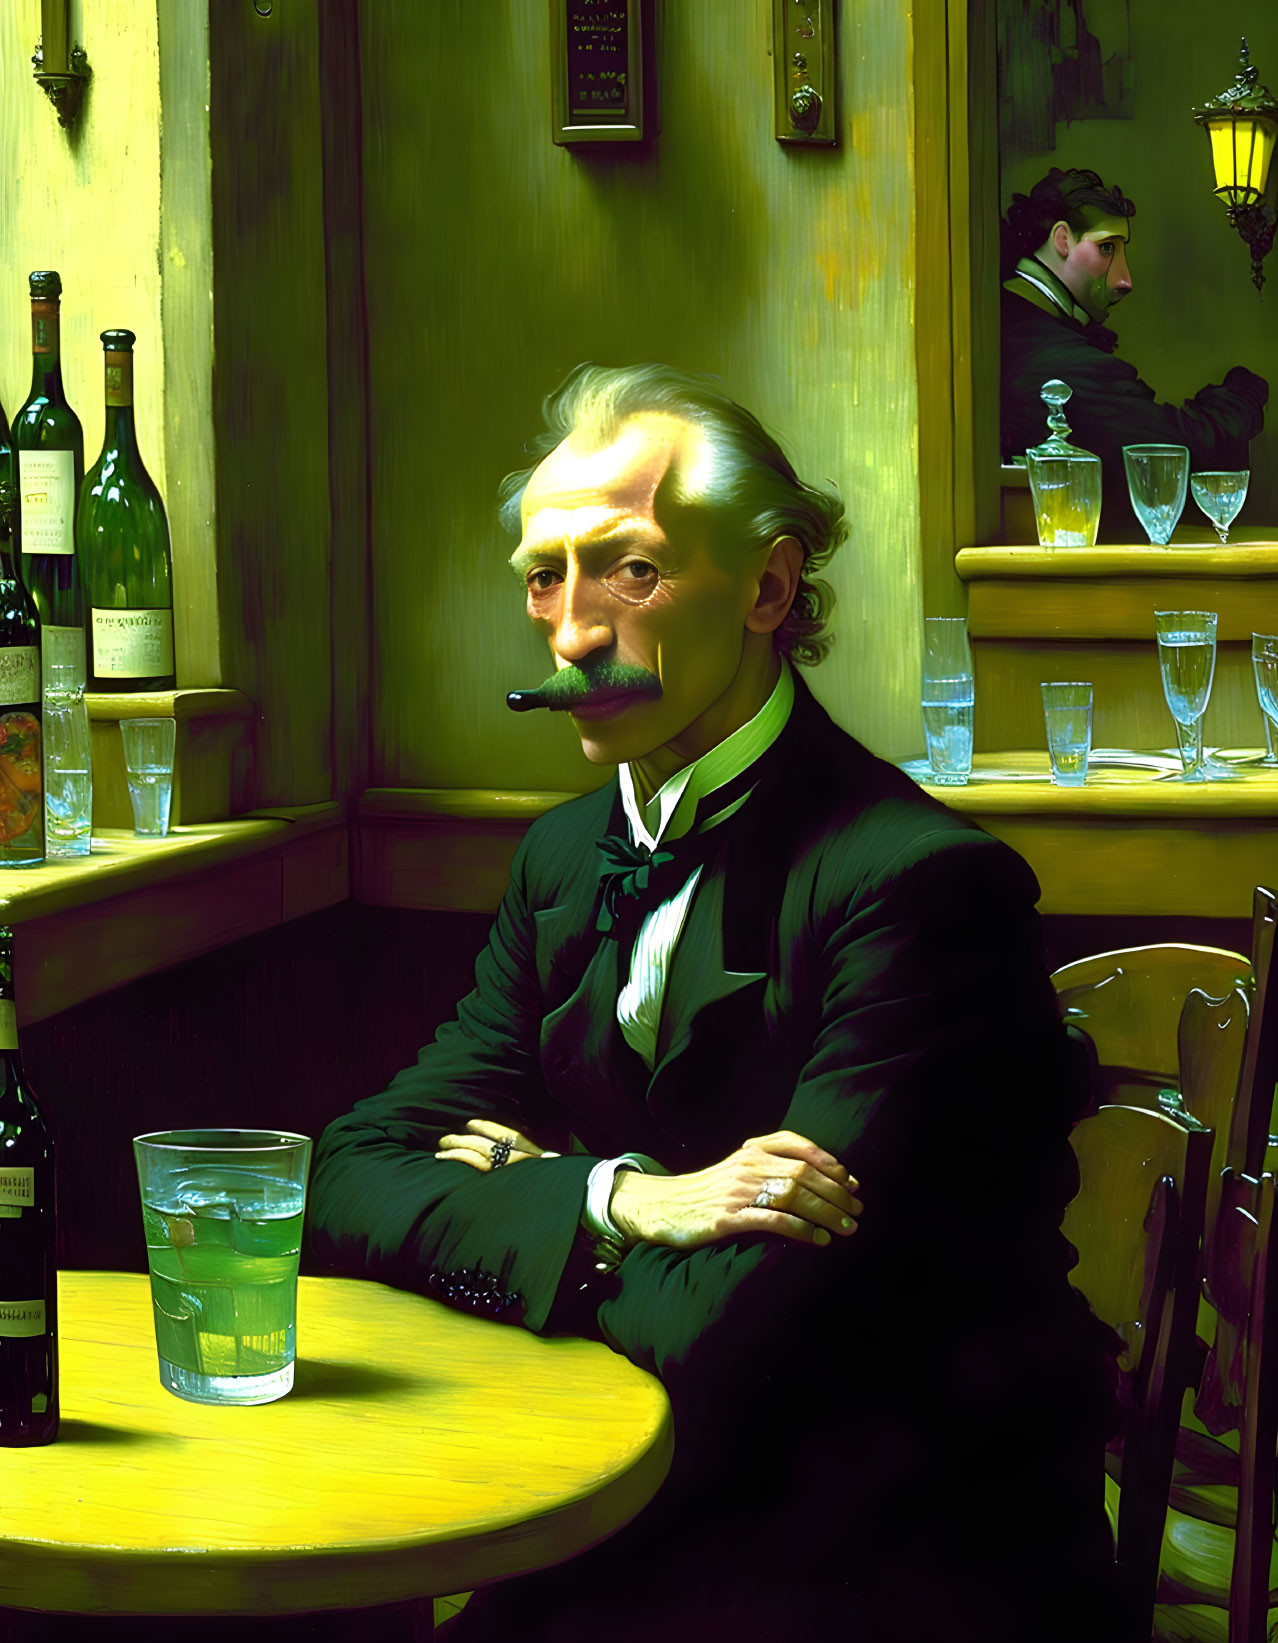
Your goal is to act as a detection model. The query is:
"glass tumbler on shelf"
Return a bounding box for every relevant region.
[1123,446,1190,545]
[1041,682,1093,786]
[1156,611,1217,781]
[921,617,974,786]
[1025,379,1102,548]
[43,660,92,858]
[1191,470,1249,545]
[1252,633,1278,766]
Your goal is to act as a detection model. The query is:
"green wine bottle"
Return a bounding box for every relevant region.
[79,331,175,692]
[12,272,84,691]
[0,484,43,867]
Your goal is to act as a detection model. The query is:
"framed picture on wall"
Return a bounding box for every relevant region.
[549,0,655,145]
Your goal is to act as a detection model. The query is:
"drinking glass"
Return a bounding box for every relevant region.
[1041,682,1093,786]
[1123,446,1190,545]
[133,1128,312,1405]
[1156,611,1217,781]
[1253,633,1278,766]
[44,660,92,858]
[1191,471,1249,545]
[120,717,176,837]
[921,617,974,786]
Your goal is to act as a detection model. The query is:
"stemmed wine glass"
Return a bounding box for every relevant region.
[1156,610,1217,781]
[1124,446,1189,545]
[1253,633,1278,766]
[1191,471,1249,544]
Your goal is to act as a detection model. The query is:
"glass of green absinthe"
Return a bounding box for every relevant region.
[132,1129,312,1405]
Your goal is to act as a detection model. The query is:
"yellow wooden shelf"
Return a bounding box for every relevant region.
[83,687,255,723]
[910,752,1278,919]
[911,749,1278,816]
[959,538,1278,580]
[6,804,347,1023]
[959,539,1278,642]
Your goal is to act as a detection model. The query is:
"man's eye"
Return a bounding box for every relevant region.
[1098,242,1115,256]
[614,561,658,584]
[527,569,561,593]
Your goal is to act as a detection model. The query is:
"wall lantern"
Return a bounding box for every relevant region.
[1192,38,1278,294]
[31,0,90,132]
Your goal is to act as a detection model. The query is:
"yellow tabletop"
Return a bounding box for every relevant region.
[0,1272,673,1619]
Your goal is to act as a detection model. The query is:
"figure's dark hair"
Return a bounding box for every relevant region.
[497,363,847,667]
[1000,167,1136,277]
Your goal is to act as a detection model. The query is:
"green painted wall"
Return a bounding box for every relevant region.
[1001,6,1278,527]
[362,0,928,791]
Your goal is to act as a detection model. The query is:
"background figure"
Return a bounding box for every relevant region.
[1000,166,1268,540]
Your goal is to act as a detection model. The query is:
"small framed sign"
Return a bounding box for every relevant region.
[550,0,654,145]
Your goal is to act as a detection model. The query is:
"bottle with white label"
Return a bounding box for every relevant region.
[0,926,57,1445]
[79,330,175,692]
[12,271,84,693]
[0,481,42,867]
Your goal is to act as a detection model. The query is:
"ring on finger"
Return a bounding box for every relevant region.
[752,1175,788,1209]
[490,1137,514,1170]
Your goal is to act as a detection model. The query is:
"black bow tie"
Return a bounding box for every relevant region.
[594,834,681,937]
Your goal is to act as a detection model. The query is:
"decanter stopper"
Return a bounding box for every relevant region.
[1038,380,1075,451]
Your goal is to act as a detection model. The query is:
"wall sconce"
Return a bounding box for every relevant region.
[31,0,91,131]
[1192,38,1278,294]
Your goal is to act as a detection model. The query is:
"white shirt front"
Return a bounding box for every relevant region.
[614,659,795,1069]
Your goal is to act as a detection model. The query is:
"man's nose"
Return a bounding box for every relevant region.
[552,565,614,662]
[1112,246,1132,294]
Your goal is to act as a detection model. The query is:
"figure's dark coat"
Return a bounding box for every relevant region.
[1001,285,1267,541]
[311,676,1120,1641]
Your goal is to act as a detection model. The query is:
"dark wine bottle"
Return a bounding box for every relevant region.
[0,484,42,867]
[0,392,13,491]
[0,925,57,1446]
[12,271,85,690]
[80,330,175,692]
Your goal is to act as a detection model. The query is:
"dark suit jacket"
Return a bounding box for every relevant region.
[1001,286,1267,542]
[311,676,1119,1642]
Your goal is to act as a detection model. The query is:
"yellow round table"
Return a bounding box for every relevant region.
[0,1272,673,1623]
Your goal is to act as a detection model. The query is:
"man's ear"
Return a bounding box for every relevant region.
[1050,221,1073,261]
[745,535,804,635]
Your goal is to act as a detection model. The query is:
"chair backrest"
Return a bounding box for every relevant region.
[1063,1104,1213,1640]
[1228,888,1278,1178]
[1189,1169,1278,1643]
[1052,944,1251,1113]
[1176,983,1250,1267]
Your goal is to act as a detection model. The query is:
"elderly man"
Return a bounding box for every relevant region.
[1001,166,1268,539]
[311,364,1119,1641]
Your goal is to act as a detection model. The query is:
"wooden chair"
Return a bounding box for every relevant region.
[1062,1104,1213,1641]
[1156,1171,1278,1643]
[1051,944,1252,1115]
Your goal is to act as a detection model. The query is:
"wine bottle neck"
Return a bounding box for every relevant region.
[29,302,65,400]
[104,403,139,454]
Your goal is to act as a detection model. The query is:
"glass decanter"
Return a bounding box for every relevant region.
[1025,379,1102,549]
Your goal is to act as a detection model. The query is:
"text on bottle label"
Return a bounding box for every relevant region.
[0,1300,46,1338]
[17,450,75,555]
[91,609,174,677]
[0,1166,34,1208]
[0,649,38,707]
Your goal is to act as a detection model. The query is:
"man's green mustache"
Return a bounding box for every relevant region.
[506,663,662,713]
